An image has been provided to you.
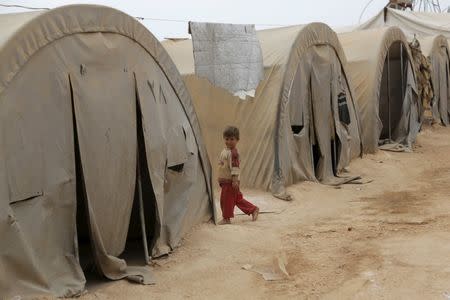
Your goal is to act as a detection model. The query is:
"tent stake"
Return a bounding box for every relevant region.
[137,149,151,265]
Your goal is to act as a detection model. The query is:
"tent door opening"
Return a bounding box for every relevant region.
[71,76,96,275]
[120,88,159,265]
[309,46,342,181]
[309,90,342,178]
[379,42,407,141]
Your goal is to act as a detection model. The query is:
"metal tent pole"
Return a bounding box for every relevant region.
[401,43,405,102]
[387,48,392,142]
[137,148,151,265]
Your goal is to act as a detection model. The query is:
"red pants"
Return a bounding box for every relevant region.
[220,182,257,219]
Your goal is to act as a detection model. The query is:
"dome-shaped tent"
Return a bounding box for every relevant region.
[164,23,362,198]
[338,27,421,153]
[419,35,450,125]
[0,5,213,298]
[355,8,450,126]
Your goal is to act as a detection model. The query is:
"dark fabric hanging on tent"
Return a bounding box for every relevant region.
[338,92,351,125]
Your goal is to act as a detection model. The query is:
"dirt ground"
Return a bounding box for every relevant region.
[77,125,450,300]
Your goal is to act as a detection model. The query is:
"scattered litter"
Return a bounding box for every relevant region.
[235,208,286,216]
[443,291,450,299]
[370,158,384,163]
[346,178,374,185]
[379,142,410,152]
[324,175,362,187]
[273,193,293,201]
[242,253,290,281]
[235,196,289,216]
[347,227,353,231]
[318,229,337,234]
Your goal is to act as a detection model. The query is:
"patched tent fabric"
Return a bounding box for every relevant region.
[163,23,362,199]
[338,27,421,153]
[0,5,213,299]
[354,9,450,126]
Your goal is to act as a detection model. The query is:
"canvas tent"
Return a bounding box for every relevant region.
[0,5,213,298]
[338,27,421,153]
[357,8,450,126]
[163,23,362,198]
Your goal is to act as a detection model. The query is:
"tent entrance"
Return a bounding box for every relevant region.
[74,130,95,273]
[120,91,159,264]
[70,70,158,281]
[379,41,408,141]
[310,46,342,182]
[310,118,341,180]
[71,77,96,275]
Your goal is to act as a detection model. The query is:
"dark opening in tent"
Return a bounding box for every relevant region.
[339,27,421,153]
[379,41,410,141]
[355,8,450,126]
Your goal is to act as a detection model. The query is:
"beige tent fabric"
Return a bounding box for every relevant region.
[356,9,450,126]
[417,35,449,124]
[164,23,362,198]
[0,5,213,298]
[360,8,450,39]
[338,27,420,153]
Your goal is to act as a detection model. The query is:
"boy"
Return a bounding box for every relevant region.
[218,126,259,225]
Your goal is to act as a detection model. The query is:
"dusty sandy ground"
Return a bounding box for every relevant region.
[64,125,450,299]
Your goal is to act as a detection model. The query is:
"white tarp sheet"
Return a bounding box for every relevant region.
[188,21,264,97]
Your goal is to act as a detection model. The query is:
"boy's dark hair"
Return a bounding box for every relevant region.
[223,126,240,140]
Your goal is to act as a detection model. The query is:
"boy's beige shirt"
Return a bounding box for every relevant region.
[218,148,240,182]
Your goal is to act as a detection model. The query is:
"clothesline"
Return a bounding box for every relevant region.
[0,3,288,27]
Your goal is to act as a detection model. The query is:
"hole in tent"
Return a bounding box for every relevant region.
[168,164,185,173]
[291,125,304,135]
